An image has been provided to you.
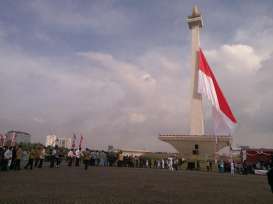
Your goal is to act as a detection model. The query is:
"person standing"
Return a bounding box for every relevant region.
[267,157,273,193]
[0,147,5,170]
[10,146,17,170]
[209,160,213,171]
[3,147,12,171]
[145,159,149,168]
[220,160,224,173]
[34,147,41,168]
[117,151,123,167]
[75,148,81,167]
[49,147,55,168]
[82,149,91,170]
[168,157,174,171]
[162,159,165,169]
[22,149,29,168]
[242,160,248,175]
[230,160,235,176]
[157,160,161,169]
[173,157,178,171]
[206,160,210,172]
[38,146,45,168]
[54,146,60,168]
[24,148,35,170]
[15,145,22,170]
[67,149,75,167]
[268,168,273,193]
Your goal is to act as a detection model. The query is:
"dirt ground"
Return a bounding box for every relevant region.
[0,166,272,204]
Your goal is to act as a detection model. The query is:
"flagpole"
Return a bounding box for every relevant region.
[214,135,218,164]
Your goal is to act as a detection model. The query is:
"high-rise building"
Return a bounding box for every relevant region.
[46,135,71,149]
[5,130,31,144]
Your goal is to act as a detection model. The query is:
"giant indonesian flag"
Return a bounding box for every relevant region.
[198,48,237,135]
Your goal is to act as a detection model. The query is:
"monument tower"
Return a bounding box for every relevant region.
[188,5,204,135]
[159,6,235,162]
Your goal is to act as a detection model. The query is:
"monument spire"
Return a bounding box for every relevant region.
[187,5,204,135]
[192,5,201,17]
[159,6,233,162]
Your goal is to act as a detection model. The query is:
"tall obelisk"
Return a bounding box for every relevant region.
[159,6,232,161]
[187,6,204,135]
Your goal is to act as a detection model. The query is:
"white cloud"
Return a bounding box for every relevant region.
[33,117,46,124]
[78,52,113,63]
[205,44,263,73]
[129,112,146,123]
[234,15,273,60]
[78,51,158,98]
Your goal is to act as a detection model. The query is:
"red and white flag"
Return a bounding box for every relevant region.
[0,133,4,146]
[78,134,83,149]
[197,48,237,135]
[11,132,16,146]
[72,133,77,149]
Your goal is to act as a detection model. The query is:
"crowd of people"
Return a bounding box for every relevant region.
[0,144,184,172]
[215,159,273,176]
[66,148,182,171]
[0,145,46,171]
[1,144,272,174]
[1,143,273,193]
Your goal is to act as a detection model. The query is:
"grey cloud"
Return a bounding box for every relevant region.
[0,43,190,151]
[28,0,131,35]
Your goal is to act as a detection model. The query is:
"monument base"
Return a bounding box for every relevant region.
[159,134,232,161]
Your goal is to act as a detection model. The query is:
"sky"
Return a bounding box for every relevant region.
[0,0,273,151]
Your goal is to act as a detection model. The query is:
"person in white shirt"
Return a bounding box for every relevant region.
[67,149,75,167]
[75,148,81,167]
[21,150,29,168]
[4,147,12,171]
[146,159,149,168]
[168,157,174,171]
[157,160,161,169]
[162,159,165,169]
[230,160,235,176]
[38,146,46,168]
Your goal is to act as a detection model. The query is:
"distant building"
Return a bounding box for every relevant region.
[241,148,273,165]
[6,130,31,144]
[46,135,71,149]
[46,135,57,147]
[119,149,151,157]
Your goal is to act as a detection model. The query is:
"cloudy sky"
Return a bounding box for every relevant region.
[0,0,273,151]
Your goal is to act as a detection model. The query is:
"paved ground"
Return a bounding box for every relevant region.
[0,166,272,204]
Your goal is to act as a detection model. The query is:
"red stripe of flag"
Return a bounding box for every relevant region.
[198,49,237,123]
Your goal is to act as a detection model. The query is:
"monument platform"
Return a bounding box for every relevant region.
[159,134,232,160]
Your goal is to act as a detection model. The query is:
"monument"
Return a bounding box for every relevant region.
[159,6,237,162]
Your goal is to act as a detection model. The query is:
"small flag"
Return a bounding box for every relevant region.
[11,132,16,146]
[0,133,4,146]
[79,134,83,149]
[72,133,77,149]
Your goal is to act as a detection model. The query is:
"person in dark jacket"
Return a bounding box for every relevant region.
[267,157,273,193]
[267,168,273,193]
[9,147,17,170]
